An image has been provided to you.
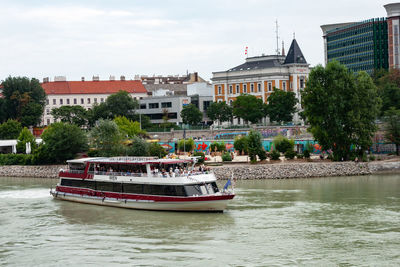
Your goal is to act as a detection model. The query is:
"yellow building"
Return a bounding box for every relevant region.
[211,39,310,124]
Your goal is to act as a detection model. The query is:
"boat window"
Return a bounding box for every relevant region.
[88,164,95,174]
[200,185,208,195]
[60,179,96,190]
[123,183,143,194]
[206,183,214,194]
[112,183,122,193]
[96,181,113,192]
[210,182,219,193]
[184,185,203,196]
[175,186,186,196]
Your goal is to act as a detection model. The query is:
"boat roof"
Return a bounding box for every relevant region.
[67,157,193,165]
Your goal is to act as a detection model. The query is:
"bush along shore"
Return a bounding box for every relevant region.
[0,161,399,179]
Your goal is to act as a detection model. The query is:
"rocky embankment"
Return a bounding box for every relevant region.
[212,161,400,180]
[0,161,399,179]
[0,165,67,178]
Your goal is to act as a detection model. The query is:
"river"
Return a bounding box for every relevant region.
[0,174,399,266]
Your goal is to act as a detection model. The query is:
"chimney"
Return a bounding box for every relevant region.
[282,41,285,56]
[81,77,85,82]
[109,75,115,81]
[194,72,198,82]
[92,75,99,81]
[120,75,125,81]
[43,77,49,83]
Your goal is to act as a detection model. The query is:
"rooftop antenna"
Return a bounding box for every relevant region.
[275,19,280,55]
[293,32,296,39]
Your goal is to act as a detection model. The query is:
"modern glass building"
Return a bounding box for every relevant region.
[321,18,388,74]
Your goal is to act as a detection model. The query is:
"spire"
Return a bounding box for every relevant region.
[283,39,307,64]
[281,41,285,56]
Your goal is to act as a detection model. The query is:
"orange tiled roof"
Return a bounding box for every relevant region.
[41,80,147,95]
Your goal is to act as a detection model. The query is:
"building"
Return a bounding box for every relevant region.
[137,82,213,125]
[40,76,148,126]
[321,18,388,74]
[211,38,310,125]
[321,2,400,74]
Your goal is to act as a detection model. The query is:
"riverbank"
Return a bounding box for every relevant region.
[0,160,399,179]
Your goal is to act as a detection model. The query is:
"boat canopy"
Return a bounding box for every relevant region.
[70,157,194,165]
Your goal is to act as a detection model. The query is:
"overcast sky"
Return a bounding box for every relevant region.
[0,0,391,82]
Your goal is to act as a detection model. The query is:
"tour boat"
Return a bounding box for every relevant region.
[50,157,235,212]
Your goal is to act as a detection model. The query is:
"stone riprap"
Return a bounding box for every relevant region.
[212,161,400,180]
[0,161,399,179]
[0,165,67,178]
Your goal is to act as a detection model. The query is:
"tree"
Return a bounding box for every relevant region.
[206,101,233,125]
[383,108,400,155]
[232,94,265,124]
[89,119,124,156]
[149,142,168,158]
[125,136,149,156]
[51,105,88,127]
[180,104,203,125]
[374,69,400,115]
[17,127,37,153]
[1,76,46,126]
[178,138,195,152]
[273,135,294,153]
[234,135,248,154]
[114,116,146,138]
[38,122,88,163]
[302,61,380,161]
[247,130,265,162]
[266,89,297,124]
[0,119,22,140]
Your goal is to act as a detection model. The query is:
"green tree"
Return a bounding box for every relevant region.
[178,138,195,152]
[232,94,265,124]
[266,89,297,124]
[273,135,294,153]
[383,108,400,155]
[38,122,88,163]
[89,119,124,156]
[302,61,380,161]
[17,127,37,153]
[247,130,265,162]
[114,116,146,138]
[0,119,22,140]
[234,135,248,154]
[206,101,233,125]
[51,105,88,127]
[149,142,168,158]
[1,76,46,126]
[125,136,149,156]
[0,98,6,123]
[180,104,203,125]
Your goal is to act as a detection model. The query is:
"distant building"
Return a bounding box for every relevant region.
[320,2,400,74]
[211,39,310,125]
[41,76,147,126]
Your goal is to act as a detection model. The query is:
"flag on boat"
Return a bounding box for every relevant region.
[223,179,232,190]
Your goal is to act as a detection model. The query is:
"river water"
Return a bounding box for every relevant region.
[0,174,399,266]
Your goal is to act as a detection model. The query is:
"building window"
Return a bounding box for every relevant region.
[46,109,50,115]
[46,99,49,105]
[74,98,77,104]
[229,85,233,94]
[243,84,247,93]
[250,83,254,92]
[87,98,91,104]
[81,98,84,104]
[67,99,70,105]
[53,99,56,105]
[101,98,104,103]
[290,82,293,89]
[60,99,63,105]
[94,98,97,103]
[229,99,233,106]
[218,86,222,95]
[258,83,261,92]
[236,85,240,94]
[161,102,172,108]
[203,101,211,111]
[283,82,286,91]
[149,103,159,109]
[140,104,146,109]
[268,82,272,92]
[300,77,305,89]
[47,119,50,125]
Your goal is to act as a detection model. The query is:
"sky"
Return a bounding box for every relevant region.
[0,0,391,82]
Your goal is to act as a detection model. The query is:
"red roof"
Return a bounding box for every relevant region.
[41,80,147,95]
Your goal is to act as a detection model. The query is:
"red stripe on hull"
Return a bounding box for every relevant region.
[56,186,235,202]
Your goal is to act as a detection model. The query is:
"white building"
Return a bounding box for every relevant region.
[41,76,148,126]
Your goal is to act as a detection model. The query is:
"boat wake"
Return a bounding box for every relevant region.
[0,188,51,199]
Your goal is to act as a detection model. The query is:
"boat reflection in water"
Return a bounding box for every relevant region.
[51,157,235,212]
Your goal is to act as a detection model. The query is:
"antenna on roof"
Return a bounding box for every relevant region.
[275,19,280,56]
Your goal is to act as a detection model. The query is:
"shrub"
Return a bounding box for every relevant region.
[234,136,248,154]
[0,154,34,165]
[149,142,167,158]
[87,149,101,157]
[247,130,264,162]
[297,153,304,159]
[284,149,296,160]
[270,150,281,160]
[193,151,205,163]
[210,142,226,152]
[273,135,294,153]
[362,154,368,162]
[258,149,267,161]
[178,138,195,152]
[222,152,232,162]
[17,127,37,154]
[126,136,149,156]
[369,155,376,161]
[303,149,311,159]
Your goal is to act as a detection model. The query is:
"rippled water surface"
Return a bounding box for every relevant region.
[0,174,399,266]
